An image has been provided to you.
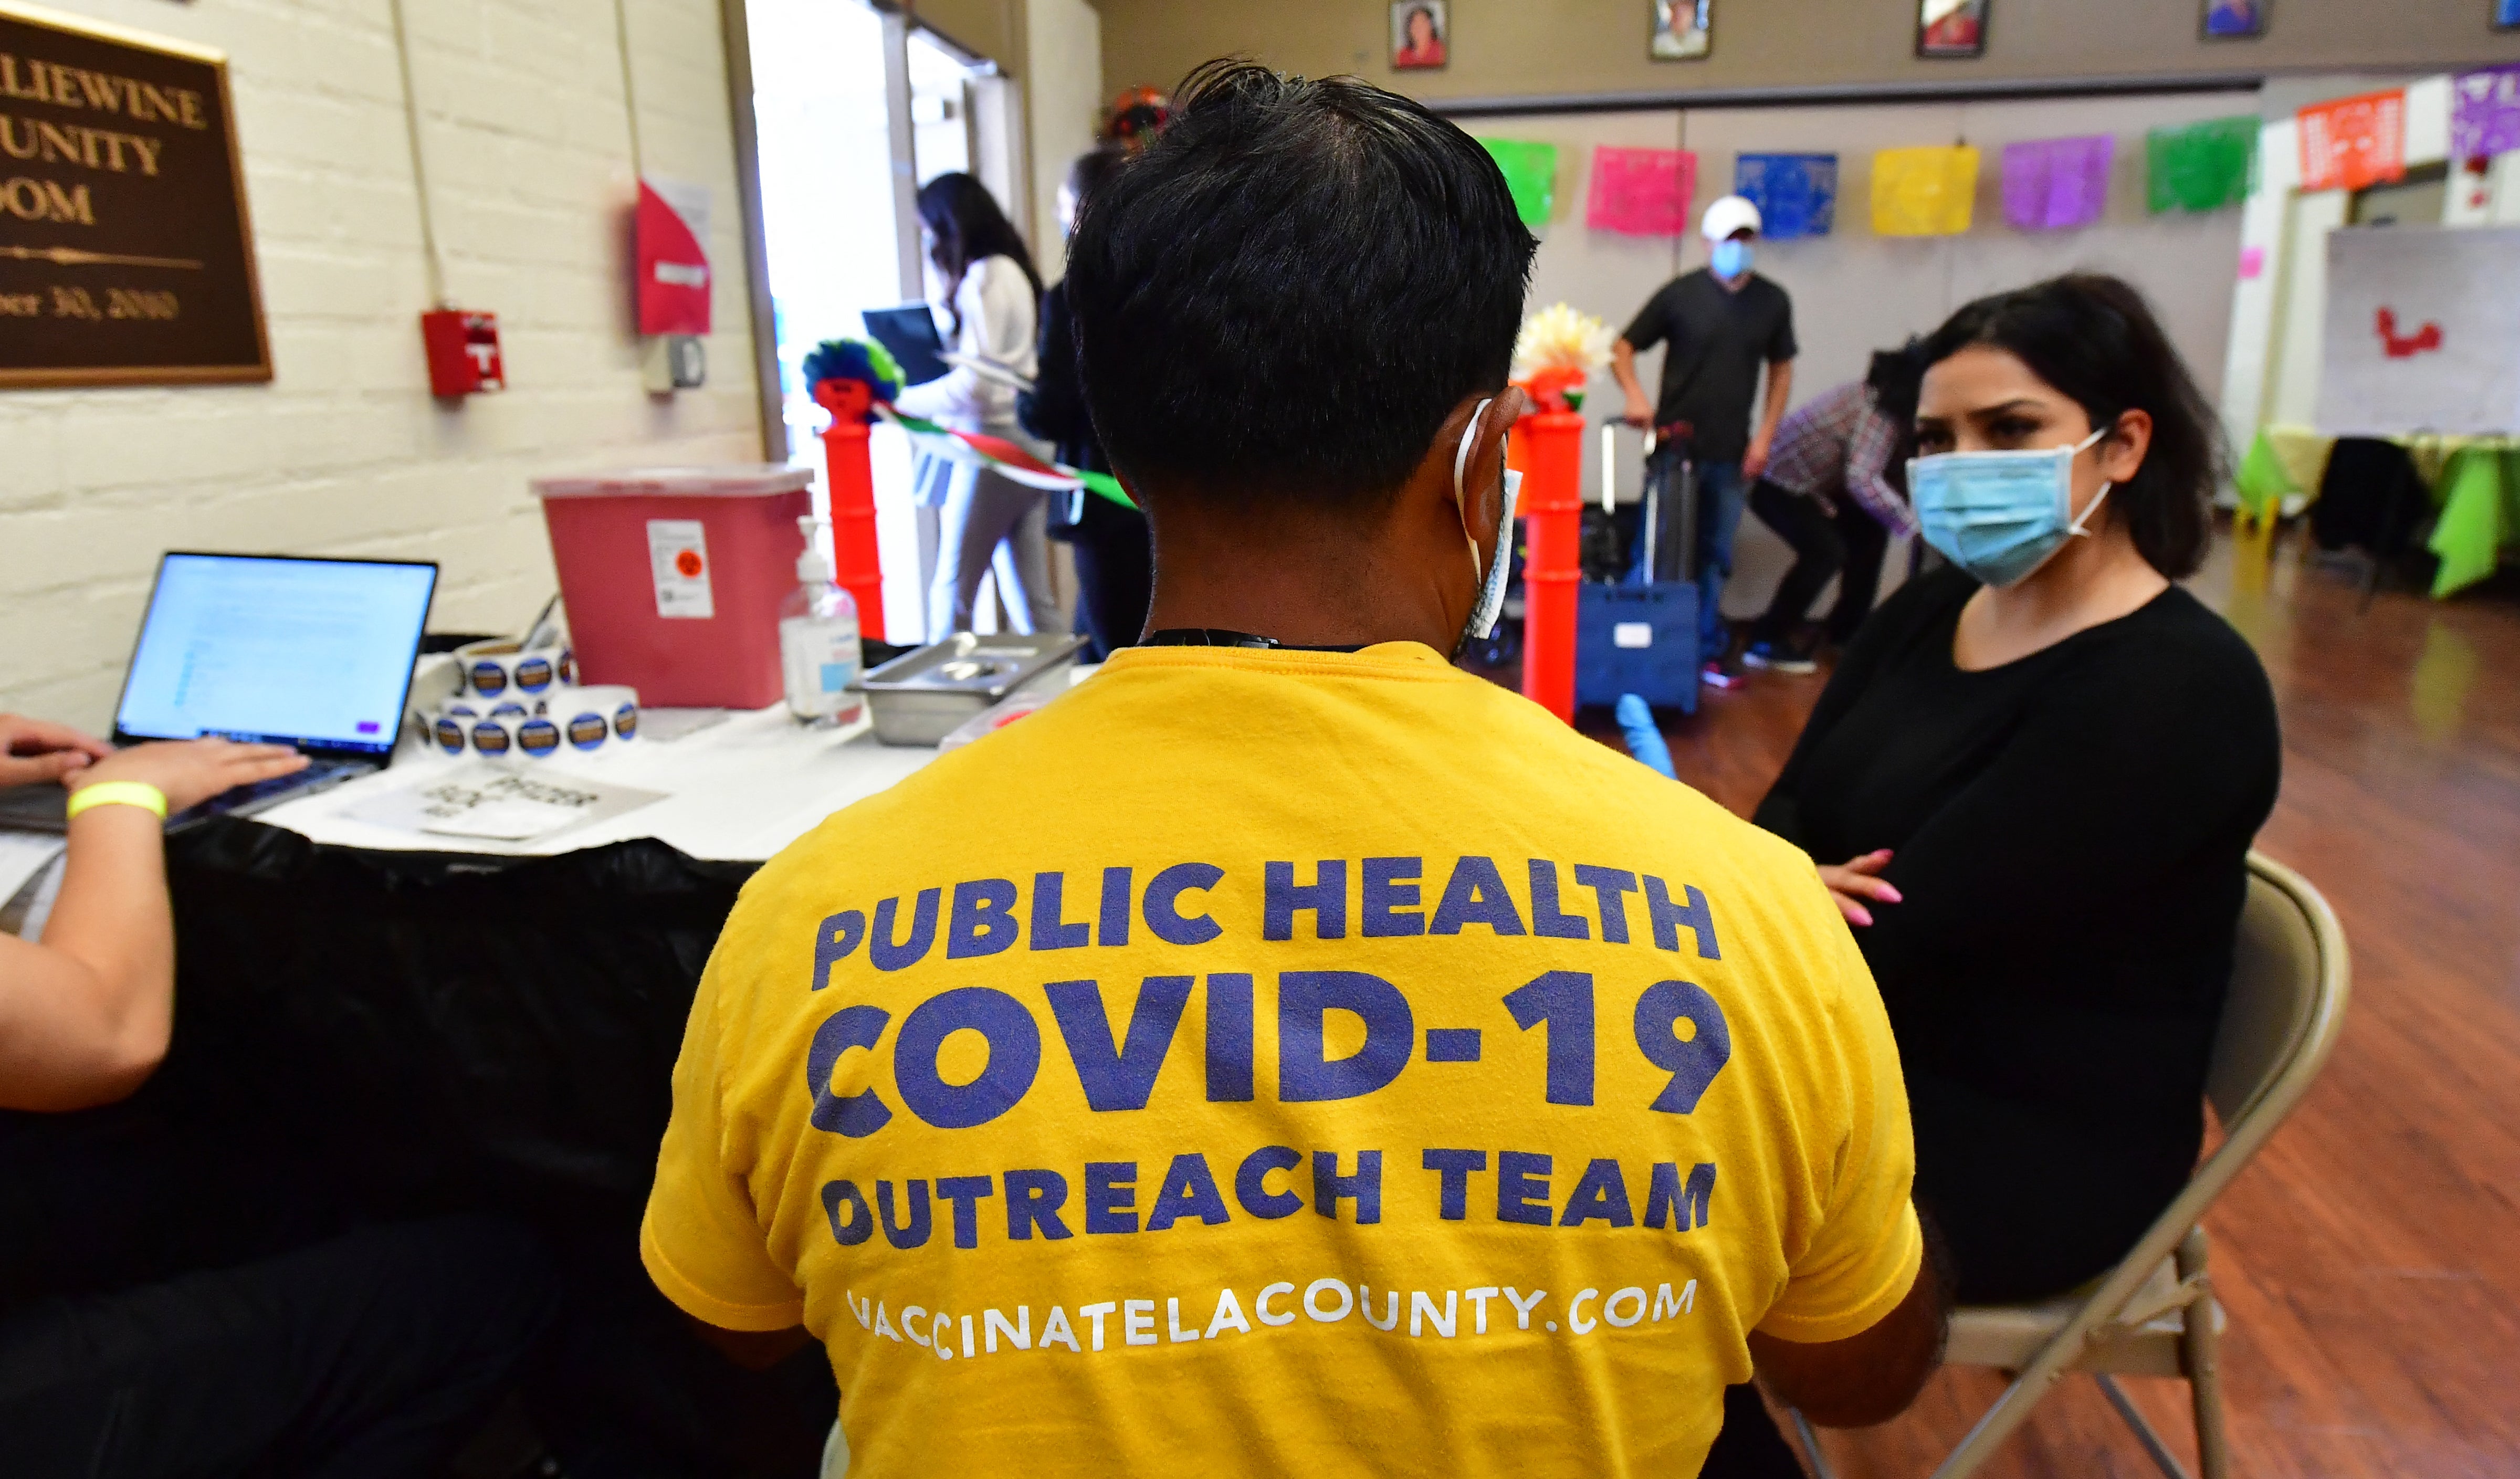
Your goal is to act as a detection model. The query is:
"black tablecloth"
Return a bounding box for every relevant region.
[2,817,836,1475]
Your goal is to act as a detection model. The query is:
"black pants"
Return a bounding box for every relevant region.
[1058,489,1153,661]
[0,1214,556,1479]
[1748,480,1891,644]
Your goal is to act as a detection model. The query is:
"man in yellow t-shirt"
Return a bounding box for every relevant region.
[644,59,1944,1477]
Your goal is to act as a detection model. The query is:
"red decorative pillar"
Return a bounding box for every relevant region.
[1515,408,1584,723]
[812,379,886,641]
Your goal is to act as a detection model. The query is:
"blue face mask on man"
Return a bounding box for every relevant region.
[1710,237,1754,280]
[1907,426,2112,588]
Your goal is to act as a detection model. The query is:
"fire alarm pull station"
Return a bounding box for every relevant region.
[422,309,505,396]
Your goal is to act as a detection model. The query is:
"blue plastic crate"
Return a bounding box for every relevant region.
[1577,581,1700,715]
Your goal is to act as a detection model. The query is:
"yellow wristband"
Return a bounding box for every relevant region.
[65,781,169,821]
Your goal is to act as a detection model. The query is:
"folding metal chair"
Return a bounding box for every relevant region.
[1791,852,2351,1479]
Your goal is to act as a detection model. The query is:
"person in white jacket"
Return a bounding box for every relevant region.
[893,173,1063,639]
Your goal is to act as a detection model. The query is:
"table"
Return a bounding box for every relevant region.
[259,700,938,862]
[2233,425,2520,599]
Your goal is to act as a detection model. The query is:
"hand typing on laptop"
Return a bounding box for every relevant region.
[1,715,112,788]
[62,732,310,815]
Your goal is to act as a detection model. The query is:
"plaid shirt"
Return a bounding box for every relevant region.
[1760,381,1917,539]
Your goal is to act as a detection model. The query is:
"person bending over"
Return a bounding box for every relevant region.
[1021,144,1153,660]
[1740,347,1924,675]
[643,60,1941,1478]
[897,172,1061,639]
[1756,275,2280,1306]
[0,718,554,1478]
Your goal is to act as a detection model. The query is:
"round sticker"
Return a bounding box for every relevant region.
[515,655,555,693]
[612,703,638,741]
[471,719,512,756]
[675,549,705,578]
[469,660,509,697]
[566,712,610,750]
[517,717,562,757]
[433,717,467,755]
[487,700,530,719]
[559,647,578,684]
[446,700,479,719]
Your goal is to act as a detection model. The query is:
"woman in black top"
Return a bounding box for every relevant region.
[1021,145,1153,660]
[1755,275,2280,1304]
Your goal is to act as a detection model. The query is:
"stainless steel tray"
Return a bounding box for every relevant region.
[855,632,1085,746]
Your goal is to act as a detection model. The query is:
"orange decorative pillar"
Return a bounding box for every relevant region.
[812,379,886,641]
[1513,408,1584,723]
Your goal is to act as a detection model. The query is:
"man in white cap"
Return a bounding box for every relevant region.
[1612,193,1798,686]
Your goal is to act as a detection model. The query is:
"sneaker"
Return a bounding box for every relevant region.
[1741,636,1819,675]
[1700,660,1741,690]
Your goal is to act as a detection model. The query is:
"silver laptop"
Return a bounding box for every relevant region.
[0,552,438,832]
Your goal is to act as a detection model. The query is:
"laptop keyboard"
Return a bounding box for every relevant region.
[173,760,369,826]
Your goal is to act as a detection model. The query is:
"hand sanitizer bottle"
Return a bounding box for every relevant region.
[780,515,863,727]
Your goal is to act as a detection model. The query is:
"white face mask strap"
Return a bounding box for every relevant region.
[1455,397,1496,578]
[2064,423,2113,538]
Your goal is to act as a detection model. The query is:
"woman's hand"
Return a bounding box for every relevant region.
[68,738,307,815]
[0,714,112,787]
[1818,848,1902,927]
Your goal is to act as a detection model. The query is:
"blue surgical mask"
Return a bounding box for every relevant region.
[1451,397,1522,657]
[1908,427,2112,588]
[1710,238,1754,279]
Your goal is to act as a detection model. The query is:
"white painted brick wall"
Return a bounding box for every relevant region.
[0,0,764,729]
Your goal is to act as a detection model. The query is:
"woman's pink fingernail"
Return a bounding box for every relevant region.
[1880,887,1903,903]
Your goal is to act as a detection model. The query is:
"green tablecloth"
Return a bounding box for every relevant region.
[2232,426,2520,598]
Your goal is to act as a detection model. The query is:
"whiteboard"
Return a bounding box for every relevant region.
[2317,224,2520,436]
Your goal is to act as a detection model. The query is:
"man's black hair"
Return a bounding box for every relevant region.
[1066,59,1537,513]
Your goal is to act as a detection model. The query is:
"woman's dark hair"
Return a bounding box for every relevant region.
[915,172,1043,337]
[1919,274,2221,579]
[1864,340,1926,496]
[1067,58,1535,511]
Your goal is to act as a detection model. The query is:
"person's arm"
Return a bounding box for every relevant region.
[1744,888,1945,1425]
[1613,292,1670,427]
[643,948,815,1366]
[0,714,108,786]
[0,735,307,1112]
[1746,358,1794,479]
[1612,339,1655,427]
[1842,403,1919,541]
[1753,1228,1948,1425]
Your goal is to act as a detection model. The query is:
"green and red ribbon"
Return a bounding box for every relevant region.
[881,408,1136,511]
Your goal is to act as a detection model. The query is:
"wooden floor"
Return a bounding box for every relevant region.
[1609,530,2520,1479]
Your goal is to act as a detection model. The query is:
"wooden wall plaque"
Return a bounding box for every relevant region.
[0,1,270,387]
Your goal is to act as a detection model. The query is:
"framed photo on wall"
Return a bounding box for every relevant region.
[1917,0,1988,57]
[1391,1,1448,70]
[2202,0,2269,37]
[1650,0,1711,60]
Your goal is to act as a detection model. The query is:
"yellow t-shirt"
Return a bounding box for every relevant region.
[643,642,1920,1476]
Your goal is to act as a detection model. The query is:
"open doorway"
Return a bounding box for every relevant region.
[740,0,1016,644]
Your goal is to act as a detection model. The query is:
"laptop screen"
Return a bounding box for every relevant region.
[114,554,439,757]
